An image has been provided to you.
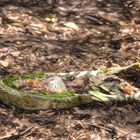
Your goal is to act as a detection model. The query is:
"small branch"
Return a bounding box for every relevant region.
[0,126,33,140]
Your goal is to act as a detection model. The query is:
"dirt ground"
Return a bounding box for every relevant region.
[0,0,140,139]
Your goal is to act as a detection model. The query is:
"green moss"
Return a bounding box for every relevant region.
[21,71,45,79]
[2,71,45,89]
[1,72,78,98]
[25,91,76,98]
[2,75,20,89]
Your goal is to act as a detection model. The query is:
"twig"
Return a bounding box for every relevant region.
[115,129,136,139]
[0,126,33,140]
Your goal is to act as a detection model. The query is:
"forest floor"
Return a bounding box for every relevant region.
[0,0,140,139]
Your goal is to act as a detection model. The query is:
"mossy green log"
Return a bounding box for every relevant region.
[0,62,139,110]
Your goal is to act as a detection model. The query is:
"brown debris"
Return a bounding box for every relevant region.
[0,0,140,139]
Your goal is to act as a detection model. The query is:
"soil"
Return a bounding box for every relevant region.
[0,0,140,139]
